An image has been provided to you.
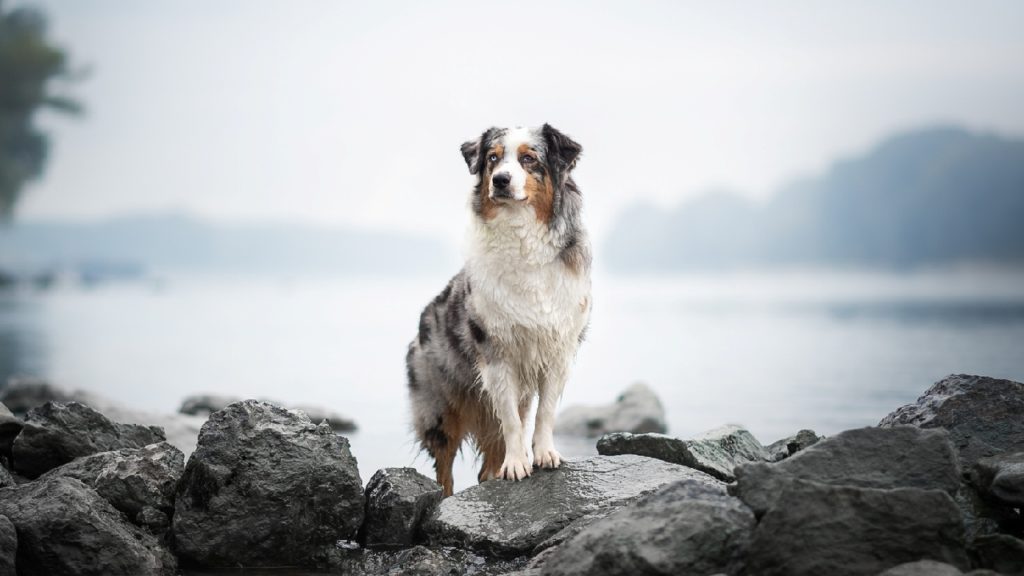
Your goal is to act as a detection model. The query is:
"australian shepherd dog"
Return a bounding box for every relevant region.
[406,124,592,496]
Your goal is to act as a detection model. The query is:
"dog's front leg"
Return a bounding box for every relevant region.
[533,363,567,469]
[482,361,532,481]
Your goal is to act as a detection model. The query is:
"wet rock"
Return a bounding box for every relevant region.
[877,560,967,576]
[40,441,183,530]
[362,467,443,548]
[0,403,21,462]
[766,429,821,462]
[970,451,1024,508]
[879,374,1024,466]
[11,401,165,479]
[969,534,1024,575]
[0,377,71,415]
[597,425,770,482]
[179,394,357,432]
[556,383,666,437]
[731,426,960,517]
[741,480,969,576]
[0,515,14,576]
[172,400,364,567]
[0,476,176,576]
[538,480,756,576]
[422,454,722,557]
[321,544,525,575]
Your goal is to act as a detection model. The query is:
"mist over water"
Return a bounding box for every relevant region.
[2,268,1022,491]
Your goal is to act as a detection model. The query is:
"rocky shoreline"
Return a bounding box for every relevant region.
[0,374,1021,575]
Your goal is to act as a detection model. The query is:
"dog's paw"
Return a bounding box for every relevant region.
[498,454,533,481]
[533,444,562,469]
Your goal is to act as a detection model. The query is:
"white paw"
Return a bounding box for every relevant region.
[498,453,533,481]
[533,443,563,469]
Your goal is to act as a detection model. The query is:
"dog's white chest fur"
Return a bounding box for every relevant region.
[466,206,591,388]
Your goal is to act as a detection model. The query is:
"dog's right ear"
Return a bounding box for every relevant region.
[460,127,500,175]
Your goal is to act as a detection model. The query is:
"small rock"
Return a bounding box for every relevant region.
[12,401,165,479]
[0,403,22,462]
[179,394,357,432]
[556,382,666,437]
[322,544,525,575]
[538,480,755,576]
[0,377,71,414]
[970,451,1024,508]
[0,515,15,576]
[877,560,965,576]
[0,476,176,576]
[597,425,770,482]
[0,466,11,489]
[969,534,1024,575]
[741,480,969,576]
[879,374,1024,466]
[290,404,358,433]
[362,467,442,548]
[765,429,821,462]
[172,400,364,567]
[731,426,960,517]
[40,441,184,528]
[422,454,722,557]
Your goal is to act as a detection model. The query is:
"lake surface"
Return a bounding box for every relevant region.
[2,268,1023,492]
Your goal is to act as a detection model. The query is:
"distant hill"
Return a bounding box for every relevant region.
[605,127,1024,271]
[0,214,457,277]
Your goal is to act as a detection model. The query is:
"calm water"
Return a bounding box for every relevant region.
[2,269,1023,491]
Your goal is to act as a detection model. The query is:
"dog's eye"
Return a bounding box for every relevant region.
[520,155,535,165]
[488,154,499,163]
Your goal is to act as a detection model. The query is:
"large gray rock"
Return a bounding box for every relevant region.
[538,480,756,576]
[0,476,176,576]
[598,425,770,482]
[879,374,1024,466]
[172,400,364,567]
[363,467,442,547]
[0,403,21,462]
[970,451,1024,508]
[556,383,666,437]
[422,454,722,557]
[969,534,1024,575]
[0,515,14,576]
[40,441,184,531]
[741,480,969,576]
[765,429,821,462]
[179,394,357,432]
[731,426,960,517]
[12,401,165,479]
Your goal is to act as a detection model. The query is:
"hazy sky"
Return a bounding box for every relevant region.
[17,0,1024,242]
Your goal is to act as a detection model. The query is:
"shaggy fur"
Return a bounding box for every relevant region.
[407,124,592,496]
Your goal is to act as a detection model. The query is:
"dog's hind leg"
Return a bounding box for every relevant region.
[422,407,465,497]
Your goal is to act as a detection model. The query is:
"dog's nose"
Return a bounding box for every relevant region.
[492,172,511,189]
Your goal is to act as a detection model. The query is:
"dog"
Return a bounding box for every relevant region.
[406,124,592,496]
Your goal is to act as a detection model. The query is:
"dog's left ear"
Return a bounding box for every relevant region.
[542,124,582,172]
[461,127,500,175]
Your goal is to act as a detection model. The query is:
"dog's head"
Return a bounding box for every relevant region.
[461,124,582,222]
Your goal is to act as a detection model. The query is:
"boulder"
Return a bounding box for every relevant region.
[969,534,1024,575]
[362,467,443,548]
[765,429,821,462]
[172,400,364,567]
[597,425,770,482]
[40,441,184,531]
[421,454,722,557]
[556,383,666,437]
[0,515,14,576]
[0,403,21,462]
[0,377,71,414]
[0,476,176,576]
[970,451,1024,508]
[879,374,1024,466]
[11,401,165,479]
[741,480,969,576]
[179,394,357,432]
[730,426,960,517]
[538,480,756,576]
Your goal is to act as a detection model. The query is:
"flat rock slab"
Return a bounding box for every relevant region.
[422,455,722,557]
[556,383,667,437]
[0,476,176,576]
[11,401,165,478]
[597,425,770,482]
[741,480,969,576]
[362,467,442,547]
[970,451,1024,508]
[879,374,1024,466]
[173,400,364,567]
[731,426,960,517]
[538,480,755,576]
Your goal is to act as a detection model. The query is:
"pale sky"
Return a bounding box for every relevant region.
[17,0,1024,243]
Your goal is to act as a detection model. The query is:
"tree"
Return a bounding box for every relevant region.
[0,1,80,219]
